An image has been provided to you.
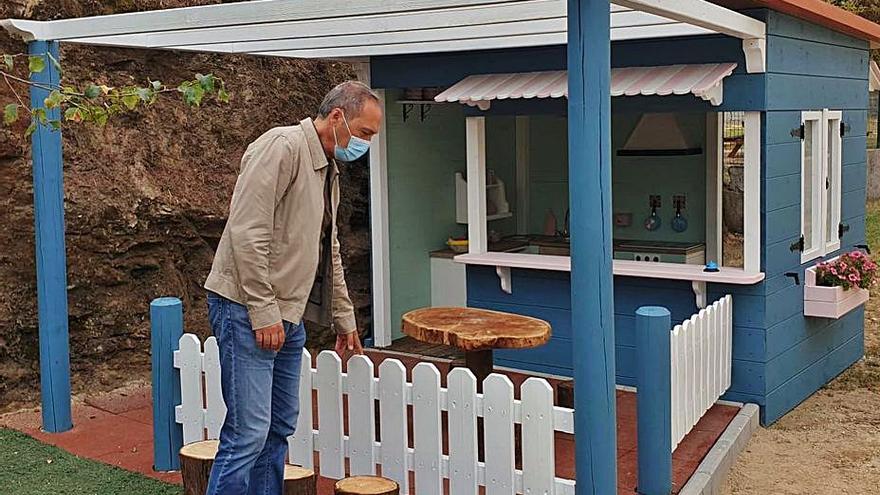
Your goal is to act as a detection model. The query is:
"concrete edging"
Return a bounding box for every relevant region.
[678,403,760,495]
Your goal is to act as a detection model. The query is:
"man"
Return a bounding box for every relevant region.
[203,80,383,495]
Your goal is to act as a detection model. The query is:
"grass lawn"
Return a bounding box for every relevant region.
[0,428,179,495]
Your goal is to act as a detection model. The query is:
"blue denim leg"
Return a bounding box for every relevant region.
[248,321,306,495]
[206,293,277,495]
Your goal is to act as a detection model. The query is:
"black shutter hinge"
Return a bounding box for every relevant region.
[838,222,850,239]
[790,235,805,252]
[856,244,872,255]
[792,124,805,140]
[785,272,801,285]
[840,121,849,138]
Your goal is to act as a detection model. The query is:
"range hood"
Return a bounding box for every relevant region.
[618,113,703,156]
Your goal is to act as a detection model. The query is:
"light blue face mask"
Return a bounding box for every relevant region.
[333,112,370,162]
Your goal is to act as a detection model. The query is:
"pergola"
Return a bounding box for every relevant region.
[2,1,772,492]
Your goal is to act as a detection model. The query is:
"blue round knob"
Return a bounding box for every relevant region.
[704,261,720,273]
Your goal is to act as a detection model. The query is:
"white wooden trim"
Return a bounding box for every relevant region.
[454,252,766,284]
[743,112,761,274]
[466,116,488,254]
[706,112,722,265]
[824,109,843,254]
[367,80,393,346]
[613,0,766,41]
[801,110,824,264]
[515,116,530,235]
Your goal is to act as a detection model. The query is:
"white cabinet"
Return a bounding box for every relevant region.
[430,256,467,307]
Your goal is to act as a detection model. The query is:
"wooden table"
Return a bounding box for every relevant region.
[402,307,551,387]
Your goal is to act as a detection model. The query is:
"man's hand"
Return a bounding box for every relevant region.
[335,331,364,361]
[254,322,285,351]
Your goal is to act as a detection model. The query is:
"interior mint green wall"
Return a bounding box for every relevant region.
[611,113,706,243]
[528,115,569,234]
[386,92,467,340]
[485,117,518,236]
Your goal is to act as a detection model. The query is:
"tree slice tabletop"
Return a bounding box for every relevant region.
[402,307,551,352]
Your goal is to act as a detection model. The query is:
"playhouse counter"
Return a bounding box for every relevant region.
[454,252,765,285]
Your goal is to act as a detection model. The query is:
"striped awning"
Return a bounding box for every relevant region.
[434,63,738,109]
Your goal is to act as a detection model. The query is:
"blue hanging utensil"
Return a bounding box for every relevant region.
[704,261,720,273]
[671,204,688,233]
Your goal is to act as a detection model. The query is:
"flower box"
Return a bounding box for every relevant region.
[804,261,870,319]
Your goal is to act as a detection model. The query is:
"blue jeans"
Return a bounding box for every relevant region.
[205,293,306,495]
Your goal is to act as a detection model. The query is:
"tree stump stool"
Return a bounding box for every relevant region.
[180,440,219,495]
[283,464,318,495]
[179,440,316,495]
[334,475,399,495]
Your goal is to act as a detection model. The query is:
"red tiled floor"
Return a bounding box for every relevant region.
[0,354,740,495]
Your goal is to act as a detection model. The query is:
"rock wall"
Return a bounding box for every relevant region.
[0,0,371,410]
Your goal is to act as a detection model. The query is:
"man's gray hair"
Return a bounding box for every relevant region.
[317,81,380,119]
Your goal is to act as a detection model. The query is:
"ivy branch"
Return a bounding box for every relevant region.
[1,52,230,137]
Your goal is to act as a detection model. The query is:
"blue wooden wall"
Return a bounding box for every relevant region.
[745,10,870,425]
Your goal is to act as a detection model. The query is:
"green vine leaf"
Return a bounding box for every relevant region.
[64,107,83,123]
[136,88,153,103]
[3,55,13,71]
[196,73,215,92]
[47,53,62,76]
[122,94,139,110]
[25,122,36,138]
[48,120,61,131]
[84,85,101,99]
[28,55,46,74]
[43,90,64,110]
[33,107,47,124]
[3,103,18,124]
[218,88,230,104]
[92,107,109,127]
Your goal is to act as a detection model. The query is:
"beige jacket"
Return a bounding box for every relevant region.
[204,118,357,334]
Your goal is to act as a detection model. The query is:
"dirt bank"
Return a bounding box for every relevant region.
[0,0,369,411]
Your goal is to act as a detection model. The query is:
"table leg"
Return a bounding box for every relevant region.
[464,349,494,391]
[464,350,493,462]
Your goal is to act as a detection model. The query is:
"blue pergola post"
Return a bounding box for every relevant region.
[29,39,72,433]
[568,0,617,493]
[636,306,672,495]
[150,297,184,471]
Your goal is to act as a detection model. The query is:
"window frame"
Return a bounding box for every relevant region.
[800,109,843,264]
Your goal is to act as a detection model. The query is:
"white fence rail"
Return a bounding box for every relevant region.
[174,335,576,494]
[670,294,733,450]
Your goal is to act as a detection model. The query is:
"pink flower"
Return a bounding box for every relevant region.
[852,251,863,259]
[830,267,838,275]
[839,262,848,271]
[849,274,860,282]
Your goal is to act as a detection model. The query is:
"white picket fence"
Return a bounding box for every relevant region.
[173,334,576,495]
[670,294,733,450]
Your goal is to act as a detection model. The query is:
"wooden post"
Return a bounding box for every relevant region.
[29,39,72,434]
[335,476,399,495]
[151,297,184,471]
[567,1,617,493]
[635,306,672,495]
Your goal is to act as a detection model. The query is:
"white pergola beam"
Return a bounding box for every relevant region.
[613,0,766,40]
[614,0,767,72]
[1,0,526,41]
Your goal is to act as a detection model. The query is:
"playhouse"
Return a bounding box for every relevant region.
[365,4,875,427]
[3,0,879,493]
